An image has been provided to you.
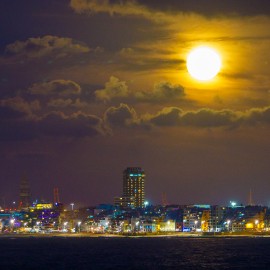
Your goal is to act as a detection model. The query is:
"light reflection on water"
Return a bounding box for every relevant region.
[0,237,270,269]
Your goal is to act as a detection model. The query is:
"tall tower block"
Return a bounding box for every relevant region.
[123,167,145,208]
[19,175,31,209]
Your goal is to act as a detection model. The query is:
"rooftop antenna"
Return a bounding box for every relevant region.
[248,188,254,206]
[53,187,60,204]
[162,192,168,207]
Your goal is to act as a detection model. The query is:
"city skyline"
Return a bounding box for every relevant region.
[0,1,270,206]
[0,171,263,209]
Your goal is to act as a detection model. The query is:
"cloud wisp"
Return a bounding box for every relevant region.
[95,76,185,103]
[142,106,270,128]
[29,80,82,97]
[5,35,90,59]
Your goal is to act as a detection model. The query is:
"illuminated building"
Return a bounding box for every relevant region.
[159,220,176,232]
[114,196,135,209]
[209,205,226,232]
[183,205,209,232]
[201,210,210,232]
[34,203,53,210]
[183,207,201,232]
[123,167,145,208]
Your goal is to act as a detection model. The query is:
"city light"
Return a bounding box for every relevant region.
[194,220,198,231]
[78,221,82,233]
[230,201,237,207]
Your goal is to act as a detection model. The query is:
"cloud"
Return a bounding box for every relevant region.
[95,76,129,102]
[70,0,157,20]
[47,98,87,109]
[2,99,270,142]
[0,97,40,119]
[95,77,185,103]
[135,81,185,102]
[38,111,105,138]
[118,48,135,57]
[5,35,90,58]
[119,57,184,72]
[143,106,270,128]
[244,107,270,125]
[181,109,238,127]
[29,80,81,97]
[0,97,39,140]
[0,95,106,141]
[104,103,138,127]
[47,99,74,108]
[137,0,270,16]
[25,80,89,111]
[148,107,239,128]
[70,0,270,18]
[0,109,105,141]
[143,107,183,126]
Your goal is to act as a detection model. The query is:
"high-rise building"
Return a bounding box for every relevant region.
[19,175,31,209]
[123,167,145,208]
[114,196,135,209]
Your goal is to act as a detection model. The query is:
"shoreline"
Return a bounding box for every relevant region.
[1,232,270,238]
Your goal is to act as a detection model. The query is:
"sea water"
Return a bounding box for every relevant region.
[0,236,270,269]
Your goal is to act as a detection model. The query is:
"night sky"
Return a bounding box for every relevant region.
[1,0,270,207]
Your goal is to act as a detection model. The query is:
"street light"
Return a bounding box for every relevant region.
[78,221,81,233]
[255,220,259,230]
[227,220,231,232]
[194,220,198,231]
[120,221,124,233]
[10,219,15,232]
[63,221,68,232]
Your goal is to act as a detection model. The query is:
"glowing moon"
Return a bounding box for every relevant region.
[187,46,221,81]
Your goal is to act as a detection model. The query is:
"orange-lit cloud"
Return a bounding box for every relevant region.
[29,80,82,96]
[95,77,185,103]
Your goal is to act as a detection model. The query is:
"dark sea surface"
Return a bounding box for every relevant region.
[0,236,270,269]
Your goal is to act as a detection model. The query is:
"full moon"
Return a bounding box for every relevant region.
[187,46,221,81]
